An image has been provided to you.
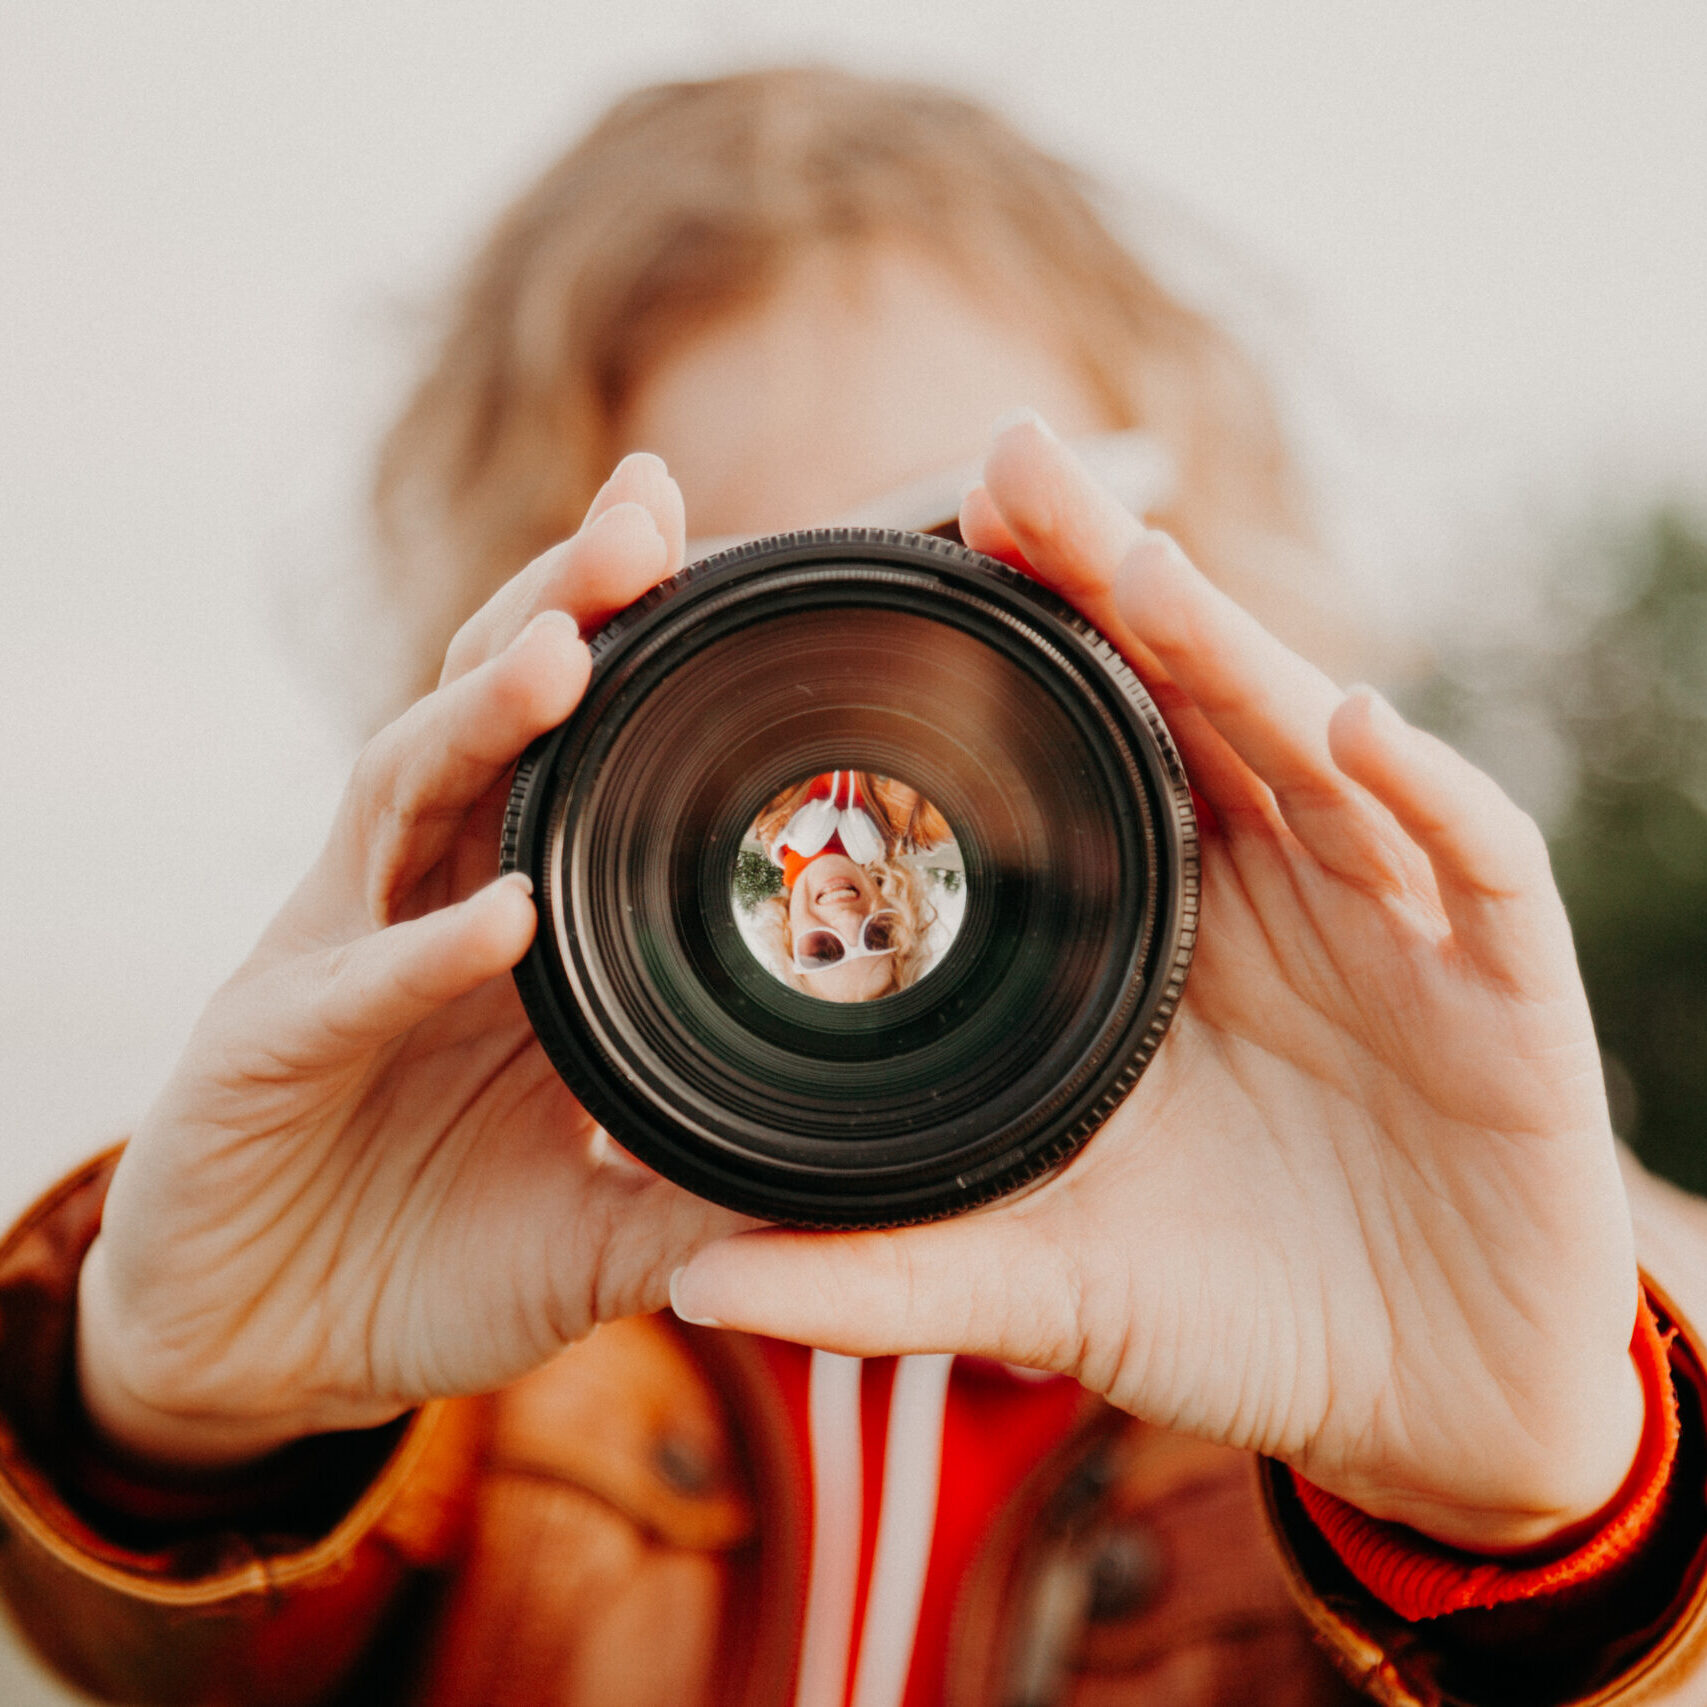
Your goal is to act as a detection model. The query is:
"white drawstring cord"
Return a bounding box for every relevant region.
[795,1351,955,1707]
[849,1353,954,1707]
[795,1351,865,1707]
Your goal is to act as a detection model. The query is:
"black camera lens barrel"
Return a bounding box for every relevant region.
[502,528,1197,1227]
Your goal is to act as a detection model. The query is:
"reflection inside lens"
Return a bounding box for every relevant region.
[732,769,965,1002]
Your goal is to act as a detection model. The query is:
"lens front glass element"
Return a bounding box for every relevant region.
[504,530,1196,1227]
[733,771,965,1003]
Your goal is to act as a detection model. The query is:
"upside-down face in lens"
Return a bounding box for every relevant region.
[787,854,898,1002]
[740,771,953,1004]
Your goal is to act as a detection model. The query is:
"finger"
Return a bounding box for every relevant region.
[984,420,1349,792]
[272,872,538,1061]
[440,499,665,685]
[542,500,672,637]
[584,448,686,571]
[957,483,1028,570]
[981,419,1172,684]
[564,449,686,632]
[353,609,590,921]
[1329,689,1573,988]
[670,1217,1075,1372]
[974,432,1273,826]
[439,454,680,684]
[1107,527,1414,883]
[963,423,1405,887]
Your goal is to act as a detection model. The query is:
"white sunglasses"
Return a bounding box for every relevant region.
[792,909,902,975]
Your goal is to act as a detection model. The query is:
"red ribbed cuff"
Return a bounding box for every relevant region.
[1292,1290,1679,1622]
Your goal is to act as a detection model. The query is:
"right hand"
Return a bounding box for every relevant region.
[78,454,751,1469]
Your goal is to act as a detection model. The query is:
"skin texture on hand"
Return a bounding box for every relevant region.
[76,455,753,1470]
[671,419,1646,1555]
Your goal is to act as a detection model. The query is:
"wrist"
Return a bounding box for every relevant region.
[1358,1347,1647,1555]
[1290,1291,1681,1622]
[1301,1284,1669,1572]
[75,1234,401,1472]
[1297,1304,1645,1563]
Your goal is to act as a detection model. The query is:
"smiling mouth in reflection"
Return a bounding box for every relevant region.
[816,879,862,907]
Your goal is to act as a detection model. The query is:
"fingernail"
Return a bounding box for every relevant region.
[1348,683,1399,724]
[669,1266,724,1329]
[592,499,665,545]
[494,869,534,899]
[988,406,1058,445]
[513,608,579,649]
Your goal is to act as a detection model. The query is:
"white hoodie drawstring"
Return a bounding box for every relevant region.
[794,1350,954,1707]
[850,1353,954,1707]
[796,1351,865,1707]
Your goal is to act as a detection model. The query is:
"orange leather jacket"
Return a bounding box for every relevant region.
[4,1151,1707,1707]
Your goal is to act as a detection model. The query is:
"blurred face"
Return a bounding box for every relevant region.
[616,241,1114,541]
[787,853,892,1003]
[619,241,1113,1003]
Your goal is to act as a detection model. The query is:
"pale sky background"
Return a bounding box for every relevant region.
[2,5,1705,1696]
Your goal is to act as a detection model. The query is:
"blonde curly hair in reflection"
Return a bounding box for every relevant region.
[749,859,938,998]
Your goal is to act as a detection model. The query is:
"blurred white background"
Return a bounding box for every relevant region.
[2,4,1705,1698]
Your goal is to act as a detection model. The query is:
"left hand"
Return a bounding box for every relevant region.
[671,418,1644,1554]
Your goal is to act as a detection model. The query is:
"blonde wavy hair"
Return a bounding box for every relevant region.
[371,65,1327,711]
[747,858,938,998]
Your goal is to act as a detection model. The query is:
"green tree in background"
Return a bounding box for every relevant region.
[733,847,784,911]
[1415,511,1707,1192]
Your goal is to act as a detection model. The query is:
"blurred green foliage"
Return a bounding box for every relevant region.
[733,847,783,910]
[1414,511,1707,1192]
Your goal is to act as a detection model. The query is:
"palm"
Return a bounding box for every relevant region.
[317,996,734,1393]
[1028,823,1627,1508]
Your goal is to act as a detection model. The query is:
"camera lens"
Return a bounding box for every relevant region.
[503,528,1196,1227]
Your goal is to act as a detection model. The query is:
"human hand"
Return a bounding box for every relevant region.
[671,419,1645,1554]
[78,455,751,1469]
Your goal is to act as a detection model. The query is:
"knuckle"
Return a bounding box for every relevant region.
[440,610,495,684]
[319,934,361,992]
[1279,773,1350,819]
[348,727,398,806]
[1458,778,1551,898]
[346,742,418,915]
[344,733,407,856]
[1129,580,1201,668]
[1149,530,1193,577]
[438,639,469,689]
[363,826,407,924]
[1505,806,1553,877]
[484,651,549,727]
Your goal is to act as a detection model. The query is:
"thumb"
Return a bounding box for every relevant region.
[260,871,537,1063]
[668,1216,1071,1369]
